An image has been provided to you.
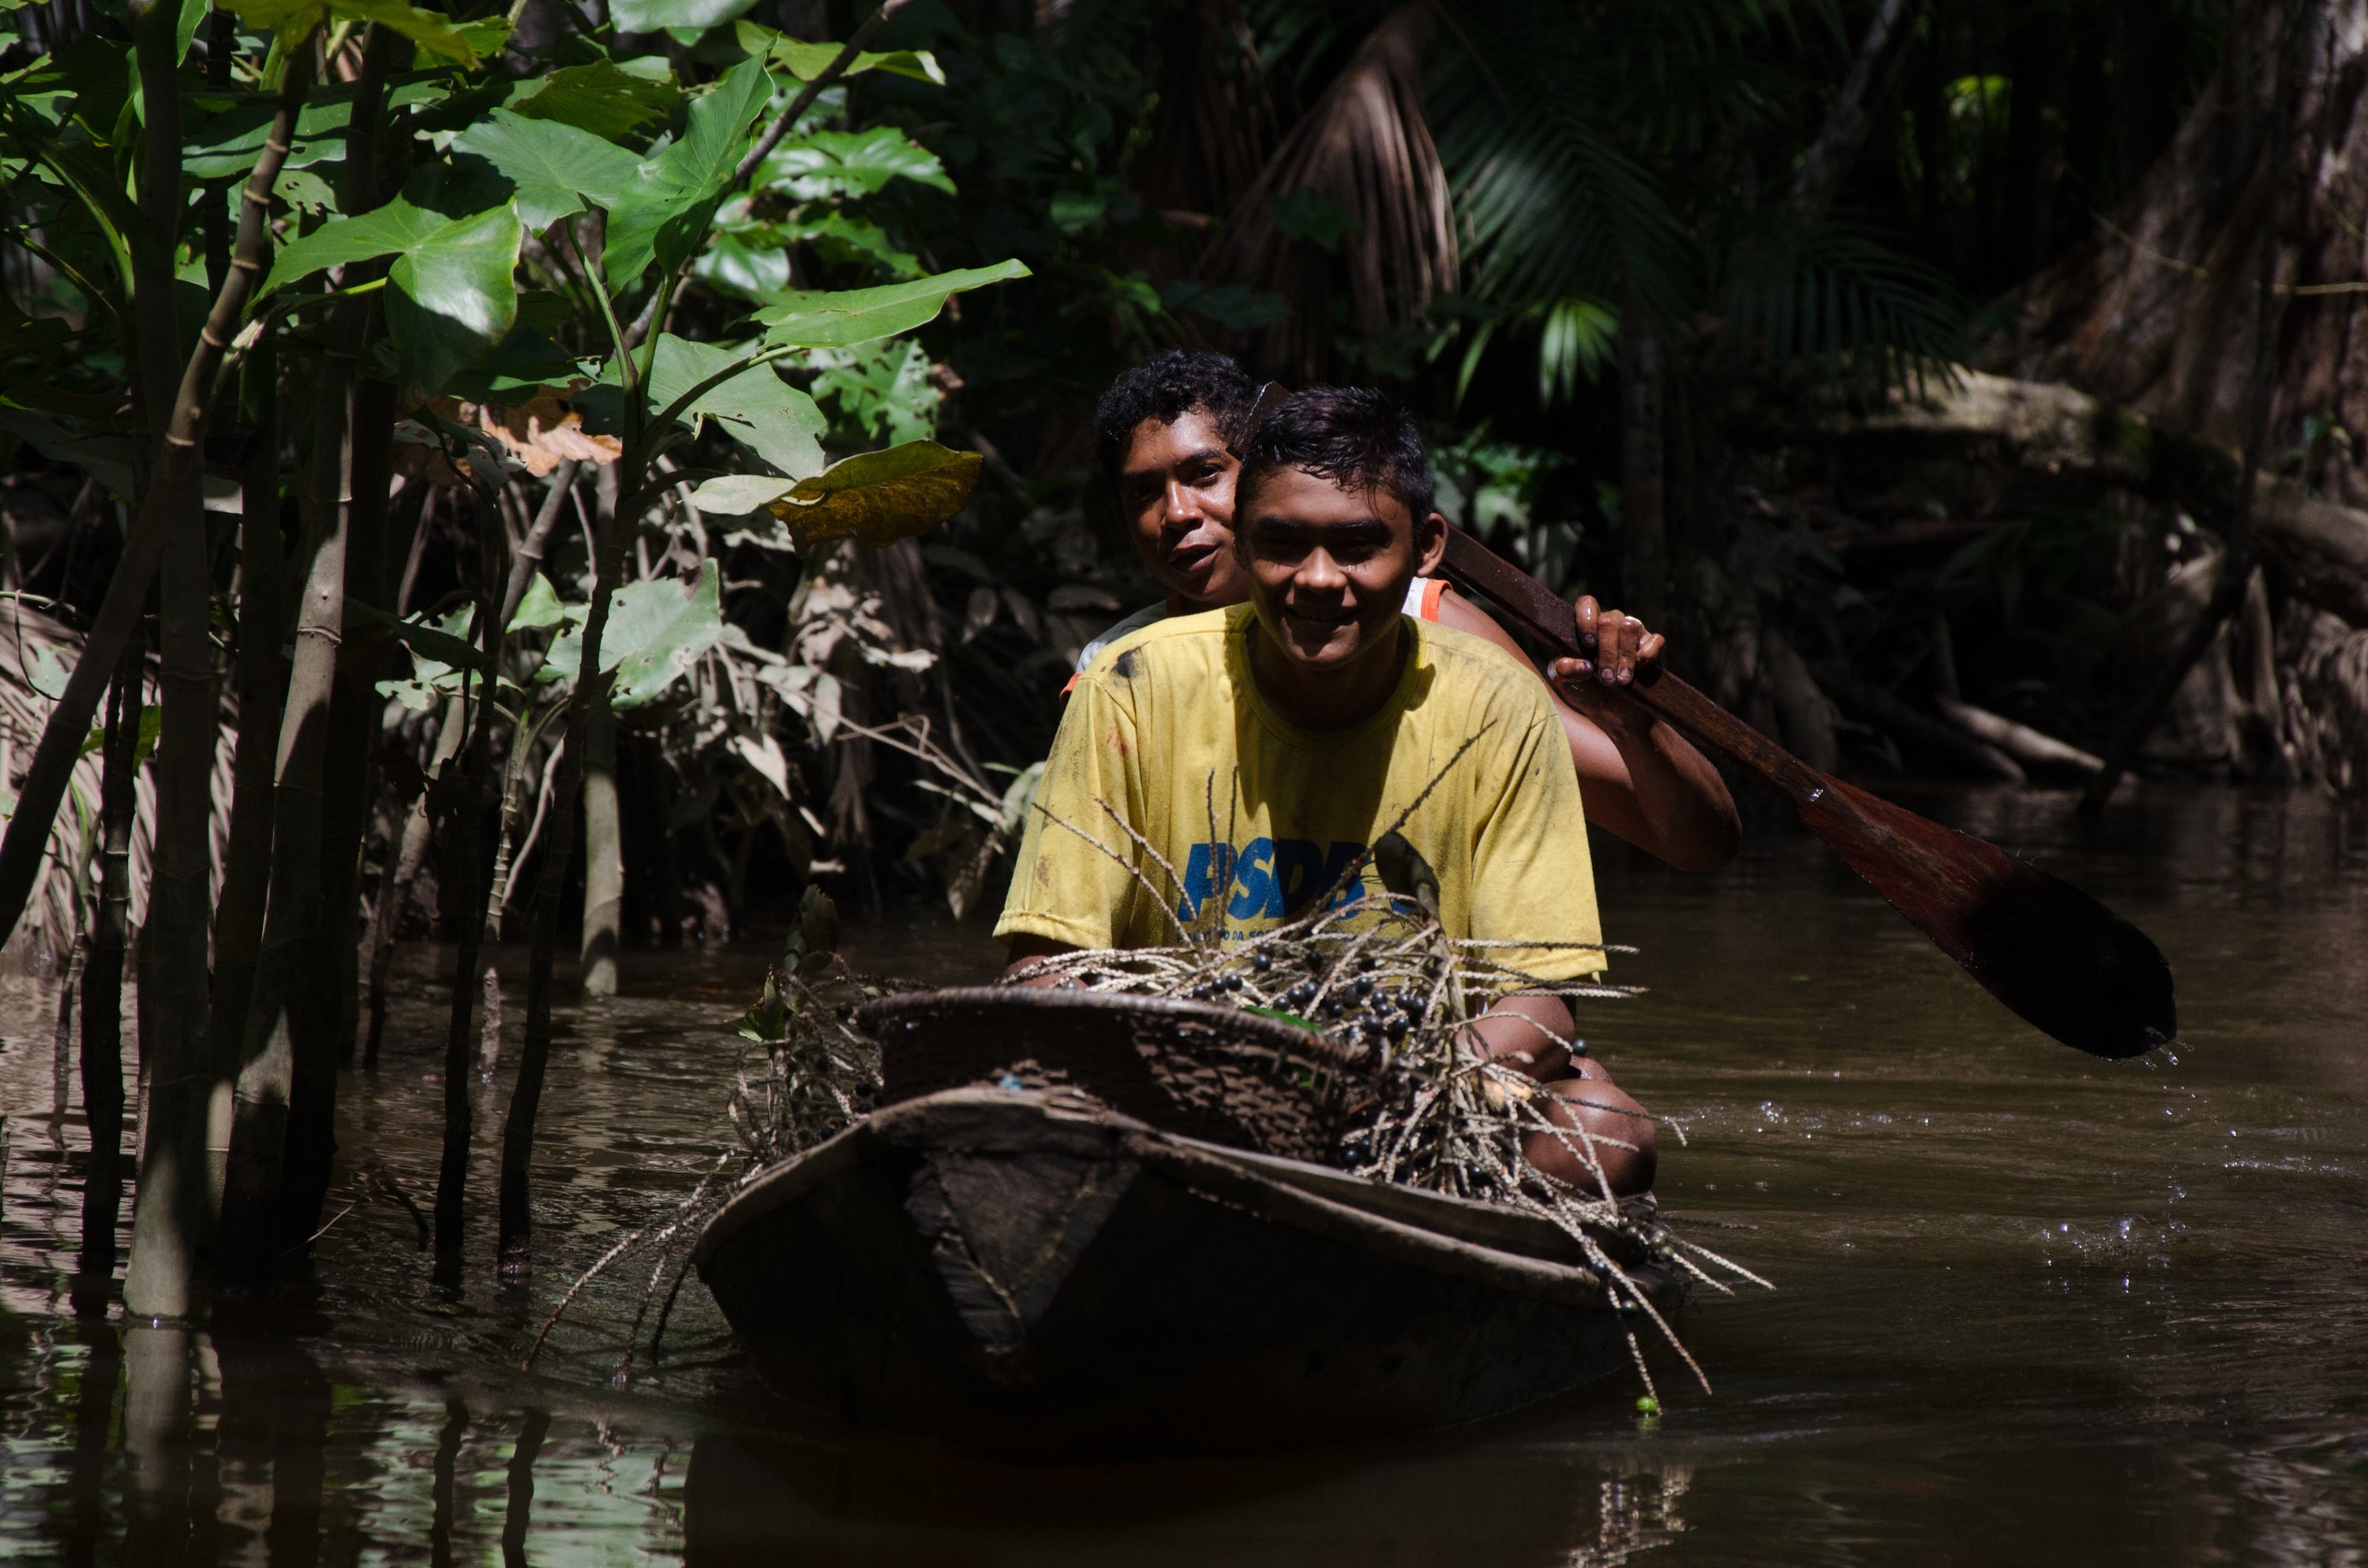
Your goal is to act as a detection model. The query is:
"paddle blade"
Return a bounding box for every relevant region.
[1804,781,2175,1059]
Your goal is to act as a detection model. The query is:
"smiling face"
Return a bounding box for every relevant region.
[1115,406,1250,608]
[1235,466,1443,674]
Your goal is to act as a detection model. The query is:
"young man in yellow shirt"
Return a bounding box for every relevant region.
[1001,387,1658,1194]
[1080,350,1738,874]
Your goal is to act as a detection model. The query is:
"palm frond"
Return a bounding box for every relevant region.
[1200,2,1458,380]
[1715,211,1968,395]
[1428,0,1758,326]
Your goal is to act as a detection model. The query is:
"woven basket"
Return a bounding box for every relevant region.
[858,987,1358,1161]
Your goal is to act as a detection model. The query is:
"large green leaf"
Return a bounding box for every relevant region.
[182,74,448,178]
[754,260,1029,350]
[683,472,795,515]
[0,408,135,500]
[347,599,490,671]
[645,334,825,477]
[222,0,480,62]
[734,21,943,84]
[387,204,523,395]
[508,62,678,145]
[538,564,723,709]
[373,607,481,712]
[440,323,588,405]
[12,129,141,294]
[508,573,567,632]
[768,440,980,549]
[451,109,642,230]
[601,55,773,290]
[258,163,509,296]
[609,0,760,31]
[174,0,210,62]
[755,125,954,199]
[612,564,723,708]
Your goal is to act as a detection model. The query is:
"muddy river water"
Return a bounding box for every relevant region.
[3,784,2365,1565]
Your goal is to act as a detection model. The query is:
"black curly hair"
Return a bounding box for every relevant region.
[1092,350,1262,478]
[1233,386,1436,523]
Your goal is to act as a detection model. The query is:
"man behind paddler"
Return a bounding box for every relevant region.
[999,387,1660,1195]
[1079,350,1739,874]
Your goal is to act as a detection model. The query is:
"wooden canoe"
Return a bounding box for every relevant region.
[691,1083,1682,1460]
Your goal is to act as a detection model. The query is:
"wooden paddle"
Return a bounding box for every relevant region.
[1436,526,2177,1061]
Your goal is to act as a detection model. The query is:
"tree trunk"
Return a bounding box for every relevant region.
[122,480,219,1318]
[365,694,459,1069]
[433,494,515,1256]
[204,416,286,1222]
[431,693,486,1258]
[305,26,406,1087]
[1788,0,1925,222]
[282,25,400,1246]
[73,649,142,1315]
[578,706,621,997]
[286,371,388,1226]
[1619,296,1668,627]
[1991,0,2357,501]
[2078,2,2305,811]
[120,0,224,1323]
[215,343,357,1282]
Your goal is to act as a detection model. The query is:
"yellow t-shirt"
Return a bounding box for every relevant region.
[995,604,1605,981]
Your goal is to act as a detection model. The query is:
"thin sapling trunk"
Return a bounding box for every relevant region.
[73,647,143,1315]
[366,693,459,1070]
[433,485,516,1255]
[204,405,285,1220]
[122,0,232,1320]
[216,329,359,1281]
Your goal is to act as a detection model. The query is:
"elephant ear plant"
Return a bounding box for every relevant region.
[0,0,1024,1304]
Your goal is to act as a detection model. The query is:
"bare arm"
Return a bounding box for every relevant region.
[1434,589,1739,873]
[1464,990,1656,1196]
[1002,932,1077,987]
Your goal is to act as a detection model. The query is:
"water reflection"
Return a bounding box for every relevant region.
[118,1323,194,1566]
[3,786,2368,1564]
[0,1319,696,1566]
[63,1322,116,1568]
[682,1427,1695,1567]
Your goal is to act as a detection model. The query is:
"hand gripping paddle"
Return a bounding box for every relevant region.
[1437,526,2177,1060]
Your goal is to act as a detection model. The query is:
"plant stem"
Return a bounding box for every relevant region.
[273,22,403,1253]
[579,705,620,997]
[122,0,234,1322]
[217,324,358,1281]
[1618,289,1667,629]
[433,490,515,1256]
[73,646,142,1315]
[365,692,460,1070]
[729,0,915,189]
[203,417,285,1223]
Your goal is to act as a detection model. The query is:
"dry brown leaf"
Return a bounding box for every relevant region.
[398,386,622,484]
